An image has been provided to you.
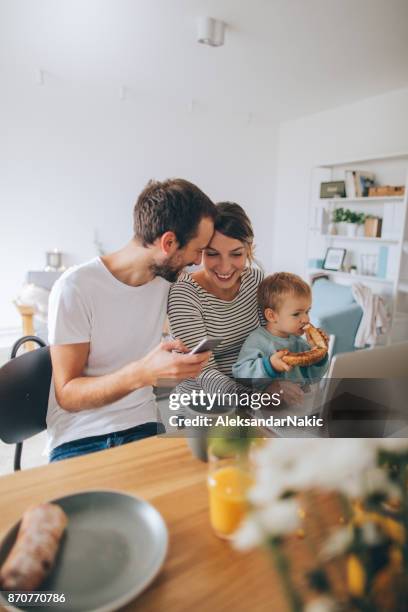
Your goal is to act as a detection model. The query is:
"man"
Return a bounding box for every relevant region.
[47,178,216,461]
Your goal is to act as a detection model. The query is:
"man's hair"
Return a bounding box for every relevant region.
[133,178,216,248]
[258,272,311,313]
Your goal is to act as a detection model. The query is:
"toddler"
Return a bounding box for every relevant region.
[233,272,329,385]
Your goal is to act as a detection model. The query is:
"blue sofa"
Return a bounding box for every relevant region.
[311,278,363,357]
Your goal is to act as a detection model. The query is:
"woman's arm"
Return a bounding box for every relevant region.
[168,281,247,396]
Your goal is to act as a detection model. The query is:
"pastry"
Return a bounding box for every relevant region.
[282,323,328,367]
[0,503,68,591]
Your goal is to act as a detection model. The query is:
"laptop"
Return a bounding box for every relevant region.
[327,341,408,378]
[318,342,408,437]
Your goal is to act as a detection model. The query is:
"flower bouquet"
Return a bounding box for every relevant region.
[233,438,408,612]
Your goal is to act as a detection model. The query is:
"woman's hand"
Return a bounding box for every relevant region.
[265,379,305,407]
[270,350,292,373]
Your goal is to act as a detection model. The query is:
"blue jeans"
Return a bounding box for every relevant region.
[49,422,164,463]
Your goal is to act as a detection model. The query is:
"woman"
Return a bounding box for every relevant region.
[167,202,263,396]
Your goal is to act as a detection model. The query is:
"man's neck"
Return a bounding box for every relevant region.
[101,239,155,287]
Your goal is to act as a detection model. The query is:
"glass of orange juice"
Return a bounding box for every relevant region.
[207,448,253,539]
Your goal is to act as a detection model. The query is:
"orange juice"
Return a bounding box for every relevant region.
[208,465,253,538]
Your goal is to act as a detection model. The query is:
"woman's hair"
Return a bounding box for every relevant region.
[214,202,255,262]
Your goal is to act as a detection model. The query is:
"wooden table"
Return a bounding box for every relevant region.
[0,437,343,611]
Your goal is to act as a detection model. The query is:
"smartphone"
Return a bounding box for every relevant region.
[189,337,223,355]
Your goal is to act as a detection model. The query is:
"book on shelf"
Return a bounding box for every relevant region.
[345,170,375,198]
[382,204,404,239]
[345,170,356,198]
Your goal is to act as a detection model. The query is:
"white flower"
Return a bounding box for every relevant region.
[374,438,408,453]
[256,499,300,535]
[361,521,382,546]
[254,439,317,471]
[360,466,401,500]
[249,438,379,502]
[233,516,265,551]
[241,437,401,550]
[248,477,289,505]
[234,499,300,551]
[305,595,339,612]
[310,439,376,495]
[320,527,353,560]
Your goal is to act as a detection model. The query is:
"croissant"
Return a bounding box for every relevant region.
[282,323,328,367]
[0,503,68,591]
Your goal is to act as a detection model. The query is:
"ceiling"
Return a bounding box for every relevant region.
[1,0,408,122]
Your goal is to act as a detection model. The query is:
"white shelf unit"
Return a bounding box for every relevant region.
[306,153,408,342]
[320,196,404,204]
[318,234,398,245]
[308,268,394,285]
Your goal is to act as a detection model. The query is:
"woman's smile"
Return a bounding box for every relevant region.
[213,270,236,282]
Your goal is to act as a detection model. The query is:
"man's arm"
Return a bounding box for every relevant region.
[51,339,210,412]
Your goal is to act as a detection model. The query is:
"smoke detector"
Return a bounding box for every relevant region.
[197,17,226,47]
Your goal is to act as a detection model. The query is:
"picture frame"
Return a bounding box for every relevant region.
[320,180,346,199]
[323,247,346,271]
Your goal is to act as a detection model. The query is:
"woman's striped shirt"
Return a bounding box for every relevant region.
[167,267,264,395]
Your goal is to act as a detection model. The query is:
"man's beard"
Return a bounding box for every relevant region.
[150,255,192,282]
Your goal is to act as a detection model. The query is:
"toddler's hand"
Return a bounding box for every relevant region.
[270,350,292,373]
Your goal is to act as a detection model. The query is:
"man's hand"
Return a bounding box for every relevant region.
[138,339,211,387]
[266,379,305,406]
[270,350,292,373]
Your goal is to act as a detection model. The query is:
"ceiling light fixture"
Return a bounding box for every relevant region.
[197,17,226,47]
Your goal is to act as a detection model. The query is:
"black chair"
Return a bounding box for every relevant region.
[0,336,51,471]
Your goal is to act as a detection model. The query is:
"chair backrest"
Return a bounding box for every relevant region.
[0,346,51,444]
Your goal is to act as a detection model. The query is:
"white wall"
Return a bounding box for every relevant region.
[0,82,278,333]
[273,86,408,275]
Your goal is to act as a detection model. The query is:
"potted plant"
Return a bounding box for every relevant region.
[331,207,346,235]
[344,210,366,236]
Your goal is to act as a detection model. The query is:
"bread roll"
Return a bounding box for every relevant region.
[0,503,68,590]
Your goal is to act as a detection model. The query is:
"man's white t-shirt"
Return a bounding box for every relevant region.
[47,257,169,451]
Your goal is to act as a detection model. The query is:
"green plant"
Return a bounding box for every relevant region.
[332,207,347,223]
[332,208,366,224]
[343,209,365,224]
[346,211,366,225]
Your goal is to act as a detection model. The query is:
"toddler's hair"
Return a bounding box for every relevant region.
[258,272,311,313]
